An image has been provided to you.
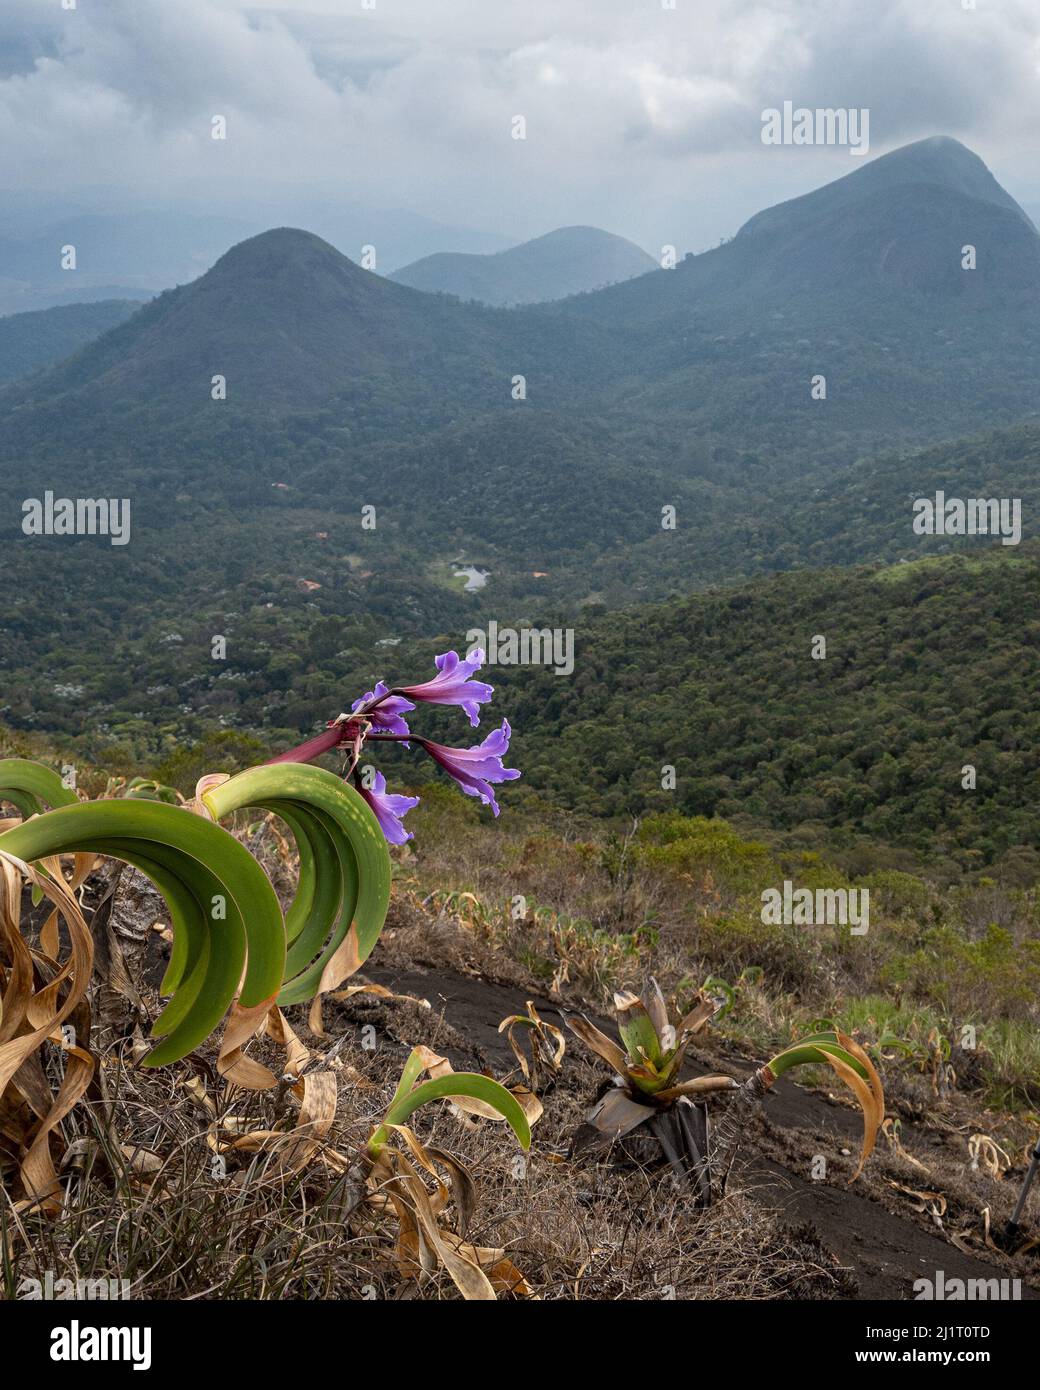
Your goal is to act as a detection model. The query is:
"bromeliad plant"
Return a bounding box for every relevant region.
[568,981,736,1203]
[568,981,884,1203]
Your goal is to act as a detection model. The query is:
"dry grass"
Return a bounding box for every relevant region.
[5,802,1038,1302]
[2,1019,848,1301]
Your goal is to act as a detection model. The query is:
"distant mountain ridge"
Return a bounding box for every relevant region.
[389,226,657,305]
[0,299,138,386]
[558,137,1040,336]
[4,135,1040,664]
[2,228,525,412]
[0,196,513,314]
[8,135,1039,455]
[537,135,1040,469]
[9,137,1036,411]
[728,136,1040,301]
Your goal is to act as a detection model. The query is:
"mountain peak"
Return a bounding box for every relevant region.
[892,134,976,160]
[8,224,488,409]
[739,135,1033,241]
[856,136,1027,213]
[391,225,655,305]
[212,226,344,266]
[201,226,366,287]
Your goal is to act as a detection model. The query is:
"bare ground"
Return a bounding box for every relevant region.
[7,872,1039,1302]
[357,951,1040,1301]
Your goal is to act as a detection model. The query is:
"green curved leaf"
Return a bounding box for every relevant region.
[0,757,78,818]
[0,799,285,1063]
[369,1073,532,1158]
[203,763,391,1003]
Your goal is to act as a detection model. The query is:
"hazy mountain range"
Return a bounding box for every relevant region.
[389,226,657,305]
[4,138,1037,501]
[0,192,513,315]
[2,135,1038,753]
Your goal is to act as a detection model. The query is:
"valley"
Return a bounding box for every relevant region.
[3,127,1040,1313]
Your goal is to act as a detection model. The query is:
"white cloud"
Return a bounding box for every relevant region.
[0,0,1037,251]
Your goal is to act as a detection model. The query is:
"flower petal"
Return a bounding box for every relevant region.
[359,770,419,845]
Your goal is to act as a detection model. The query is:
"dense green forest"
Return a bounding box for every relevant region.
[0,299,137,385]
[4,547,1036,882]
[493,550,1040,878]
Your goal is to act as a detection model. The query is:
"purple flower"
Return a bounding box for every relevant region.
[398,649,493,728]
[351,681,414,737]
[422,720,520,817]
[358,770,420,845]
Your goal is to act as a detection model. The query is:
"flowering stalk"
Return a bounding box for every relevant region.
[266,724,346,765]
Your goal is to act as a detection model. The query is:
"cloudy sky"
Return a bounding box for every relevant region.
[2,0,1039,255]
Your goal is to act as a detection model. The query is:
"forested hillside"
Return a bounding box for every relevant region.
[0,298,138,385]
[5,547,1036,880]
[2,138,1039,887]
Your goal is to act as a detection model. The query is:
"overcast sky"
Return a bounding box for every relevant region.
[2,0,1039,253]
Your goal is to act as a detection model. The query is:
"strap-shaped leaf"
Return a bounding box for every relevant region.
[202,763,391,1004]
[0,799,285,1064]
[369,1067,531,1158]
[767,1030,885,1182]
[0,758,78,818]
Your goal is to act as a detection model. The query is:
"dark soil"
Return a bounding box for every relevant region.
[60,869,1037,1302]
[360,959,1040,1302]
